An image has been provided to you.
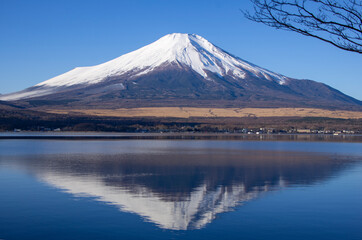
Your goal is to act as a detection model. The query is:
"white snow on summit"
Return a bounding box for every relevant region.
[36,33,286,87]
[0,33,288,101]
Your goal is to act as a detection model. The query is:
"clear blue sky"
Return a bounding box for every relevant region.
[0,0,361,100]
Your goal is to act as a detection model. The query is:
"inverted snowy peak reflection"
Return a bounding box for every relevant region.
[11,149,355,230]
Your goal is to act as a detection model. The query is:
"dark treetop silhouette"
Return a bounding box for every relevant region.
[244,0,362,54]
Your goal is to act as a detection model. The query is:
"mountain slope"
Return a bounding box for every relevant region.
[1,33,361,110]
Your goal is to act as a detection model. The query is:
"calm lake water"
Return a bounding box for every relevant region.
[0,139,361,240]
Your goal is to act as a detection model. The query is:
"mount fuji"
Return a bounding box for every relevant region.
[1,33,361,110]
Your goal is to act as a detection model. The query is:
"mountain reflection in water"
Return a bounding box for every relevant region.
[2,148,357,230]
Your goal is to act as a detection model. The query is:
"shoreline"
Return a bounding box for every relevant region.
[1,132,361,142]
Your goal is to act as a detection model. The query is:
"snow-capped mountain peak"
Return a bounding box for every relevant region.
[35,33,286,88]
[3,33,359,111]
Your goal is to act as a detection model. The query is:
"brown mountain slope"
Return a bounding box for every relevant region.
[9,65,362,111]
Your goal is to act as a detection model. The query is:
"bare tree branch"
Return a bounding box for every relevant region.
[243,0,362,54]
